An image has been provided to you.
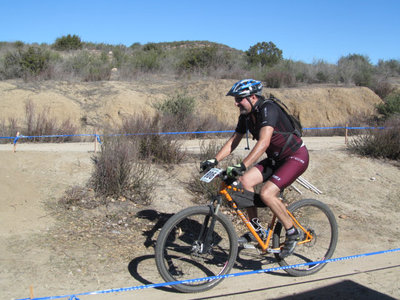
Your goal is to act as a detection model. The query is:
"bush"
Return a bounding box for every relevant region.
[153,93,196,131]
[376,91,400,119]
[246,41,283,67]
[90,137,156,204]
[20,46,51,77]
[177,45,232,74]
[24,100,77,142]
[1,46,51,79]
[264,70,295,88]
[53,34,83,51]
[337,54,373,86]
[348,116,400,160]
[121,114,185,164]
[60,50,111,81]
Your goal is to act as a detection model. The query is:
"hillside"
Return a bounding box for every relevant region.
[0,79,383,135]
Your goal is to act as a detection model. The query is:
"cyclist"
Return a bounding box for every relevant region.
[200,79,309,258]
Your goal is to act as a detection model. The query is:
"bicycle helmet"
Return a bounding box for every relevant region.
[226,79,263,97]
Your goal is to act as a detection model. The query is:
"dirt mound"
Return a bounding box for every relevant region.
[0,79,383,132]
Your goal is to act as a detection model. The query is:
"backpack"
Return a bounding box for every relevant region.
[265,94,303,137]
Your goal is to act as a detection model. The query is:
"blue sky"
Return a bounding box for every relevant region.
[1,0,399,64]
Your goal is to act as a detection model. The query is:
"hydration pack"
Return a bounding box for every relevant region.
[265,94,303,137]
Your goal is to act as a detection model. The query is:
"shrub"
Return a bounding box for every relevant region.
[60,50,111,81]
[121,114,185,164]
[24,100,77,142]
[1,46,51,79]
[2,50,23,78]
[53,34,83,51]
[246,42,283,67]
[337,54,373,86]
[370,78,395,99]
[154,93,195,119]
[348,116,400,160]
[131,50,161,72]
[0,118,19,144]
[376,91,400,119]
[377,59,400,76]
[20,46,51,77]
[138,134,185,164]
[264,70,295,88]
[90,137,156,204]
[153,93,196,131]
[177,45,229,73]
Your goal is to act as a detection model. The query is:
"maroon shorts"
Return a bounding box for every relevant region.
[254,146,309,190]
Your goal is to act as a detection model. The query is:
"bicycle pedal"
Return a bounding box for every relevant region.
[241,243,256,249]
[267,248,281,254]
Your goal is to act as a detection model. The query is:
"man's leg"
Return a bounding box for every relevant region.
[259,181,293,229]
[237,167,264,244]
[239,167,264,220]
[260,181,303,258]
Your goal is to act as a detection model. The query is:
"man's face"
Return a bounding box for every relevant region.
[235,95,253,115]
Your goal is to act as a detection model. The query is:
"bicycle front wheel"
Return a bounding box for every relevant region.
[273,199,338,276]
[155,206,238,293]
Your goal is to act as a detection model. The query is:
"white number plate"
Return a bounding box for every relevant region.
[200,168,223,183]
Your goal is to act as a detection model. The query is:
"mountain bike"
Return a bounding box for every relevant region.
[155,168,338,293]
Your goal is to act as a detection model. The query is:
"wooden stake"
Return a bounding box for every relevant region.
[13,131,20,153]
[30,285,34,299]
[345,123,348,144]
[94,131,98,153]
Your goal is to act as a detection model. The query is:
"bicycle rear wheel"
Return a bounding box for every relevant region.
[155,206,238,293]
[273,199,338,276]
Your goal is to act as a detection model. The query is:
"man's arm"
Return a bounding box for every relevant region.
[215,132,244,162]
[242,126,273,168]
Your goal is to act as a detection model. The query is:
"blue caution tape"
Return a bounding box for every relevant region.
[15,247,400,300]
[1,126,388,143]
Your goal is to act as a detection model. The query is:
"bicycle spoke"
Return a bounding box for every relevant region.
[158,210,235,288]
[273,199,338,276]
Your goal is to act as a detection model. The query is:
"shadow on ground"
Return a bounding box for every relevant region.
[127,209,284,292]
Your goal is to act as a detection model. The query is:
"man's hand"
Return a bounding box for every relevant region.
[200,158,218,171]
[226,162,246,178]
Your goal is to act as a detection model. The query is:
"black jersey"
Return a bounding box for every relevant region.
[235,99,303,160]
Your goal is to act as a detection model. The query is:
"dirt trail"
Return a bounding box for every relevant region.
[1,137,399,300]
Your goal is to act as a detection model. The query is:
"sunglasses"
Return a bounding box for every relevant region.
[235,97,247,103]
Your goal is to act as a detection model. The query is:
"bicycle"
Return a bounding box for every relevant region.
[155,167,338,293]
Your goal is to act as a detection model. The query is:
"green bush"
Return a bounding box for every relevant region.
[61,50,111,81]
[53,34,83,51]
[178,45,223,72]
[154,93,195,118]
[20,46,51,76]
[1,46,51,79]
[376,91,400,119]
[130,50,161,72]
[348,116,400,160]
[246,41,283,67]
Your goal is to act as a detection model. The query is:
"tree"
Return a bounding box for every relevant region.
[337,54,373,86]
[246,42,283,67]
[53,34,83,51]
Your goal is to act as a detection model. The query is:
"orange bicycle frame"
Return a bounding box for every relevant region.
[219,182,313,252]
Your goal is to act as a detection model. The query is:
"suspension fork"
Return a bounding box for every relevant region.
[198,196,222,253]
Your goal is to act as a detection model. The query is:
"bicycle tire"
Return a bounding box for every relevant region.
[155,206,238,293]
[273,198,338,276]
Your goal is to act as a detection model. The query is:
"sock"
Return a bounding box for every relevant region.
[286,226,296,235]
